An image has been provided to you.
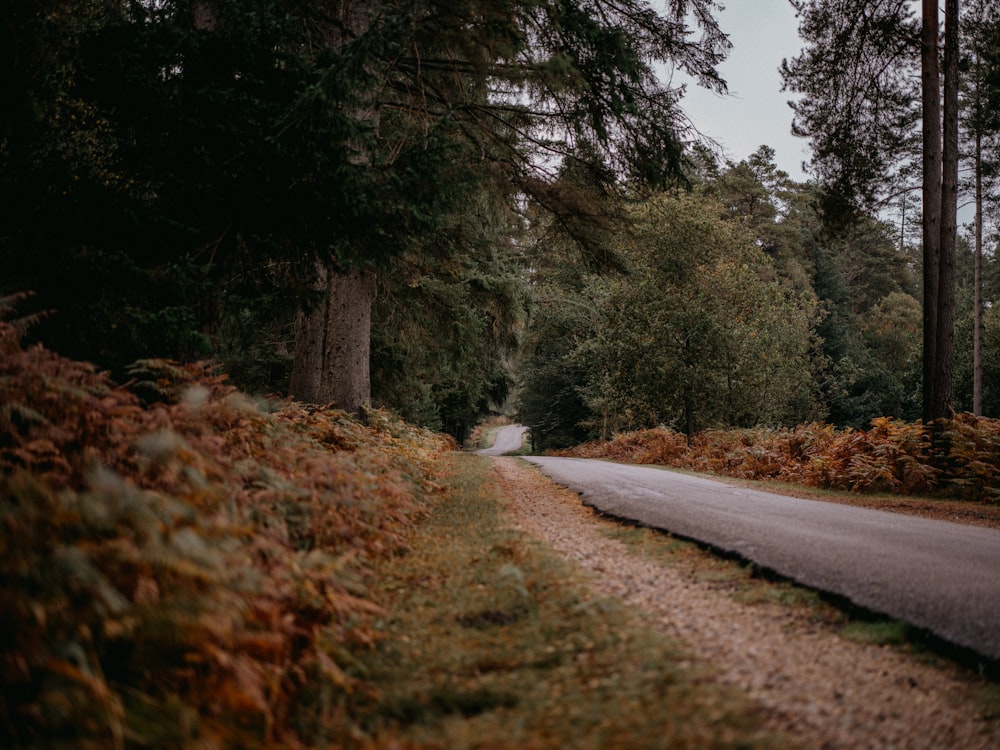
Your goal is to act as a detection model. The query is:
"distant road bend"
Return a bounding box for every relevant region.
[476,424,528,456]
[480,427,1000,661]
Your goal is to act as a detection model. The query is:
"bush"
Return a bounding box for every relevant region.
[0,320,454,748]
[554,416,1000,502]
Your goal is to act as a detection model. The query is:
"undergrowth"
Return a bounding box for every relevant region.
[554,418,1000,501]
[0,318,453,748]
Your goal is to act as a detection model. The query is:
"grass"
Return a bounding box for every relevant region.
[347,453,793,749]
[599,524,833,616]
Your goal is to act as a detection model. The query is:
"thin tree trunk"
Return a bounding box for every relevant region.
[921,0,943,422]
[934,0,959,419]
[974,128,984,416]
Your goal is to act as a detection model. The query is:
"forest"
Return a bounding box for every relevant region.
[3,1,1000,449]
[4,1,1000,747]
[2,1,1000,445]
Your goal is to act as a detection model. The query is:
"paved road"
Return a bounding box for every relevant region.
[520,454,1000,661]
[476,424,528,456]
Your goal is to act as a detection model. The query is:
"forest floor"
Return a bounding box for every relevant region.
[355,451,1000,749]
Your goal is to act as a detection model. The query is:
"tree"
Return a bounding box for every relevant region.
[781,0,921,222]
[961,0,1000,414]
[371,191,529,442]
[282,0,731,412]
[576,192,821,434]
[783,0,963,421]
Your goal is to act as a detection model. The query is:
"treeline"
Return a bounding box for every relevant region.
[1,1,536,443]
[1,0,727,444]
[517,147,1000,450]
[5,2,1000,449]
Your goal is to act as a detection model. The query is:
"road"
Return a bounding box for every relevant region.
[516,453,1000,661]
[476,424,528,456]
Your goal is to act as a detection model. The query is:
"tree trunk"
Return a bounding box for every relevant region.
[289,0,381,413]
[974,127,984,416]
[318,269,374,413]
[289,267,374,414]
[934,0,959,420]
[921,0,943,422]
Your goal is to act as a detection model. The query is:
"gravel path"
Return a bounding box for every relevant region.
[490,457,999,750]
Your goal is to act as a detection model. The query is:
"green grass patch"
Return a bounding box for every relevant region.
[839,619,914,646]
[349,454,792,749]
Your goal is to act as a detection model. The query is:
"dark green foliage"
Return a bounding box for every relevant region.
[517,294,596,451]
[371,234,529,443]
[781,0,921,221]
[1,0,732,418]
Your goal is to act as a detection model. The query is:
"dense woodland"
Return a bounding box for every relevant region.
[1,0,999,443]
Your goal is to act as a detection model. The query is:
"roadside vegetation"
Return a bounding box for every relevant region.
[0,319,454,748]
[552,418,1000,503]
[349,454,790,749]
[0,321,788,748]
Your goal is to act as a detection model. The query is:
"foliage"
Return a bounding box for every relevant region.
[370,195,530,443]
[554,416,1000,501]
[1,0,731,397]
[516,274,599,451]
[781,0,921,220]
[0,321,454,748]
[576,191,822,435]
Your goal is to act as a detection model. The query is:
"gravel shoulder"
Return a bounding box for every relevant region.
[490,456,1000,750]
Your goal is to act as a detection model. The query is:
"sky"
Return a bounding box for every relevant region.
[675,0,811,181]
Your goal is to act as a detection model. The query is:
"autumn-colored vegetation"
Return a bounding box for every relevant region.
[0,317,454,748]
[553,417,1000,501]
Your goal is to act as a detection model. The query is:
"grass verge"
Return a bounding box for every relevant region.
[597,517,1000,712]
[348,453,792,749]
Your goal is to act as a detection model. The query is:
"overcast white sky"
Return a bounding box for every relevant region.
[678,0,811,181]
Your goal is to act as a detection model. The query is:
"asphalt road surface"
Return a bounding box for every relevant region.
[476,424,528,456]
[518,453,1000,661]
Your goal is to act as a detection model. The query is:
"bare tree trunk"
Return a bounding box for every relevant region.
[974,127,984,416]
[921,0,943,422]
[934,0,959,419]
[318,269,374,412]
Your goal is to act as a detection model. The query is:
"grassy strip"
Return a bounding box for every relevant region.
[348,454,791,749]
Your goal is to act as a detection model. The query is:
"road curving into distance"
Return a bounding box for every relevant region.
[475,424,528,456]
[505,449,1000,662]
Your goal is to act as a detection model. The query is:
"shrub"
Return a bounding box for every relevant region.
[0,321,453,748]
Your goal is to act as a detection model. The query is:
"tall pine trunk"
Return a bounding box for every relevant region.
[921,0,942,422]
[934,0,959,420]
[974,128,984,416]
[921,0,959,422]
